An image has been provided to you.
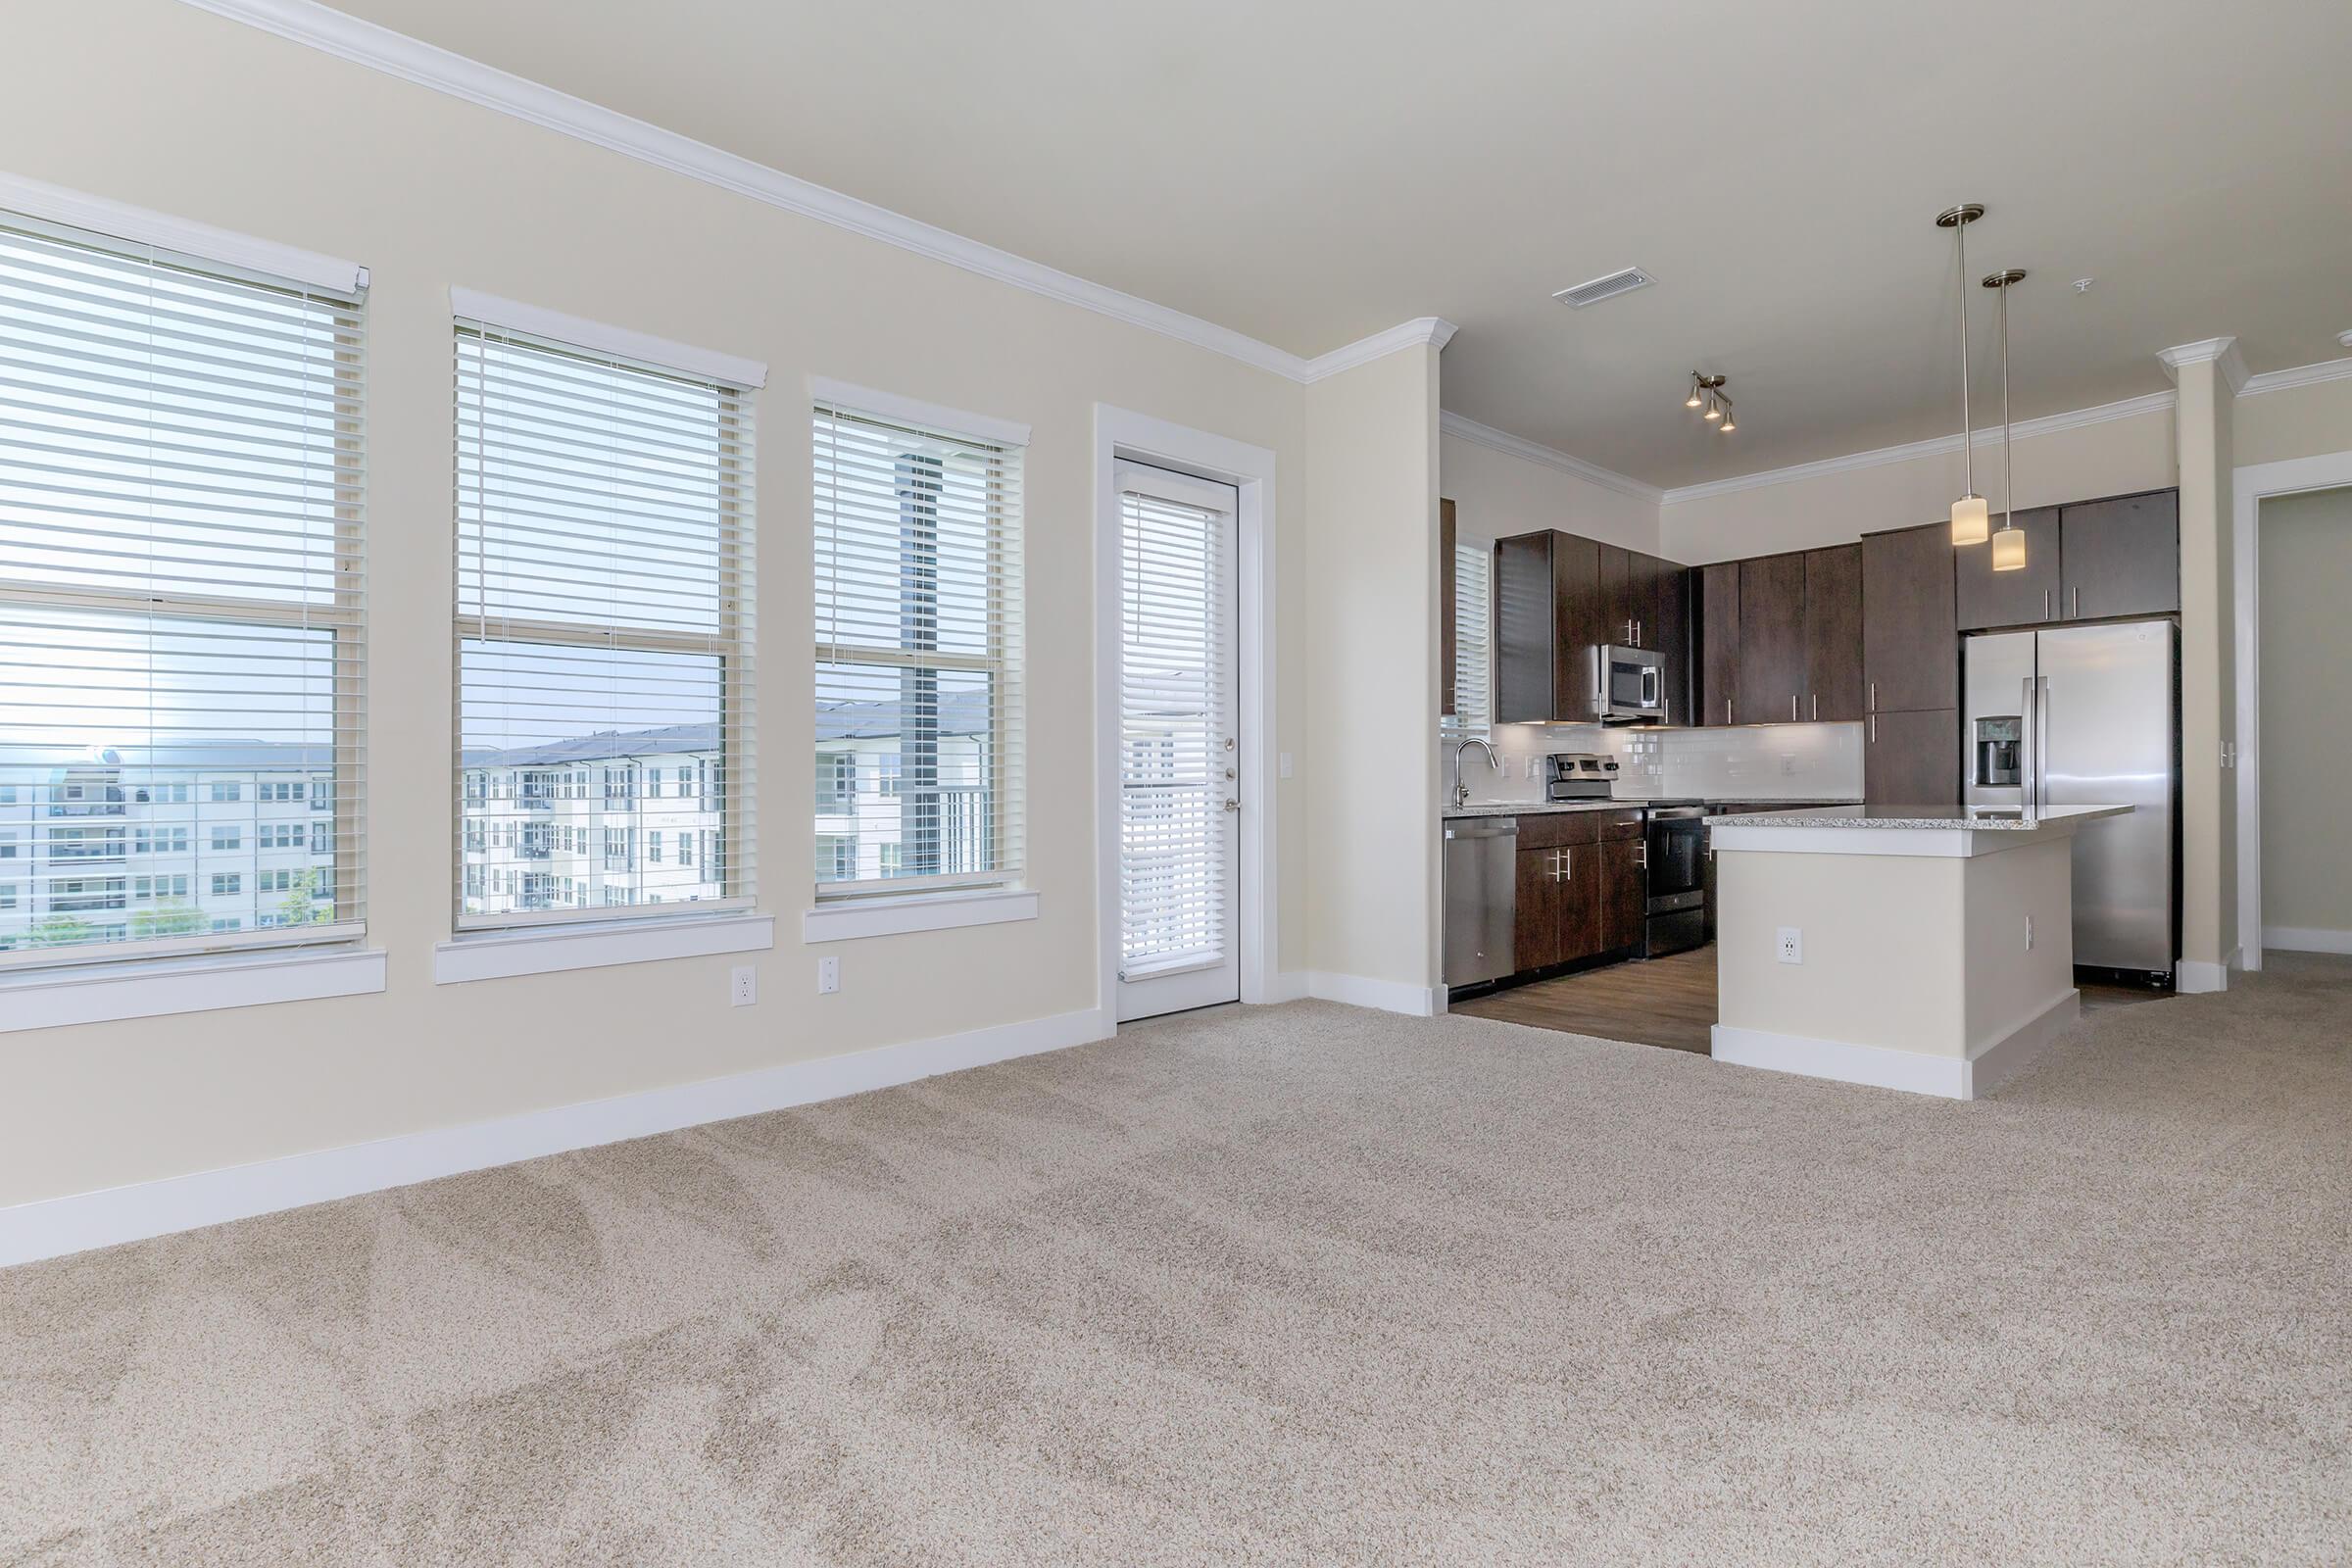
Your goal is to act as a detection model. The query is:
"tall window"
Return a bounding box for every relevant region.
[453,306,757,927]
[812,393,1023,899]
[0,213,365,963]
[1445,539,1493,740]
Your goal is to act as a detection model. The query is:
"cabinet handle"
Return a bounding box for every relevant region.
[1636,618,1643,648]
[1870,713,1878,743]
[1564,847,1573,882]
[2074,587,2082,618]
[1811,693,1818,721]
[1791,694,1799,721]
[2043,587,2051,620]
[1869,680,1876,712]
[1727,697,1734,725]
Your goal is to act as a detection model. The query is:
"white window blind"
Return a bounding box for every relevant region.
[454,316,756,930]
[1446,539,1492,739]
[1117,486,1232,981]
[0,212,366,967]
[812,398,1023,899]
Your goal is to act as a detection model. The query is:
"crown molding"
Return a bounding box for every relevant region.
[1658,389,2178,508]
[2238,355,2352,398]
[178,0,1444,388]
[1438,411,1665,505]
[2157,336,2248,395]
[1301,318,1459,383]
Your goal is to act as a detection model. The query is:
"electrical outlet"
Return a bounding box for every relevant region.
[816,955,840,995]
[1278,752,1294,780]
[730,965,758,1007]
[2024,914,2035,952]
[1779,754,1796,775]
[1776,926,1803,965]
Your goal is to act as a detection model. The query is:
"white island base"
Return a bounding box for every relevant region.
[1707,805,2131,1100]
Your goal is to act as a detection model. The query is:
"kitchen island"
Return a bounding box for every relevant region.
[1707,804,2130,1099]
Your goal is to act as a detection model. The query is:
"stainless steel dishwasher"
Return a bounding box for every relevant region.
[1443,815,1517,988]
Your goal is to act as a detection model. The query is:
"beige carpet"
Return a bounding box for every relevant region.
[4,956,2348,1565]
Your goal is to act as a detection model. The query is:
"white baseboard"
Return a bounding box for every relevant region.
[1712,990,2080,1102]
[0,1004,1111,1270]
[1259,970,1312,1004]
[1306,971,1443,1016]
[2263,925,2352,956]
[1961,990,2082,1098]
[2176,957,2231,994]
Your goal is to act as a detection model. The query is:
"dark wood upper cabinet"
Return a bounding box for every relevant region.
[1697,561,1740,726]
[1864,708,1959,807]
[1597,543,1638,647]
[1802,544,1865,722]
[1494,530,1601,723]
[1955,506,2062,630]
[1654,562,1691,727]
[1439,498,1457,717]
[1862,522,1958,714]
[1737,553,1808,724]
[2060,490,2179,619]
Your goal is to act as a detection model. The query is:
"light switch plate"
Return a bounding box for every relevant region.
[816,955,840,995]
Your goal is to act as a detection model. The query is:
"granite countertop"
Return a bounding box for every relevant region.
[1710,803,2131,831]
[1443,797,1861,820]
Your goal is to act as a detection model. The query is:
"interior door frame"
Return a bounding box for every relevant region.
[1094,405,1279,1021]
[2232,448,2352,972]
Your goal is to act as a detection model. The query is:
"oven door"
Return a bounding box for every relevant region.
[1644,808,1707,907]
[1594,645,1665,720]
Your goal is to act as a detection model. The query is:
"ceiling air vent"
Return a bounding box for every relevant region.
[1553,268,1655,309]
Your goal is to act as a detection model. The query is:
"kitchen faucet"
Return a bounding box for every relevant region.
[1451,737,1501,810]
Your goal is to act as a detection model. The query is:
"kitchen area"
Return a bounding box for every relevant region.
[1439,487,2184,1060]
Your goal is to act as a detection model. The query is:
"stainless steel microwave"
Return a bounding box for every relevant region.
[1592,644,1667,722]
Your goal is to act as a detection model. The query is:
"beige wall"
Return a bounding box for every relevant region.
[1304,348,1444,992]
[1439,431,1659,553]
[1659,408,2178,564]
[2176,360,2236,969]
[2256,486,2352,940]
[2236,374,2352,468]
[0,1,1333,1206]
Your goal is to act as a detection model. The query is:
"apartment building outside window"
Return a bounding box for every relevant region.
[811,389,1024,899]
[0,210,366,962]
[452,296,758,928]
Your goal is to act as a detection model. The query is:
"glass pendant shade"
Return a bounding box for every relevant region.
[1989,523,2028,572]
[1950,493,1990,545]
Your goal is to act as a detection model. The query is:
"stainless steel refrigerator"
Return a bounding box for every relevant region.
[1963,619,2180,985]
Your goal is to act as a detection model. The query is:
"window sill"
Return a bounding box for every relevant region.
[803,887,1038,943]
[0,945,386,1034]
[434,911,775,985]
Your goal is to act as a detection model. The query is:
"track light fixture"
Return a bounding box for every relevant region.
[1686,373,1731,432]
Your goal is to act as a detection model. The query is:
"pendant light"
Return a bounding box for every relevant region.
[1938,204,1989,546]
[1984,268,2028,571]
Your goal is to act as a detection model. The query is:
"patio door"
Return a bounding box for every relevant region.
[1113,461,1241,1021]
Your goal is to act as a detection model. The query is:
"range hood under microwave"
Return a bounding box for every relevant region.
[1593,643,1667,723]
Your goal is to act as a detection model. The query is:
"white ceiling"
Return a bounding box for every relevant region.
[317,0,2352,488]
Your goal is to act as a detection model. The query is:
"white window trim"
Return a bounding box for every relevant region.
[807,376,1031,450]
[803,887,1037,944]
[434,911,774,985]
[0,947,386,1035]
[0,172,366,294]
[449,286,767,388]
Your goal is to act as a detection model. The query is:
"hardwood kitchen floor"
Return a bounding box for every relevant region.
[1451,946,2168,1055]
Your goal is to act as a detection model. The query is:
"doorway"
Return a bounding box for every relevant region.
[1111,460,1241,1021]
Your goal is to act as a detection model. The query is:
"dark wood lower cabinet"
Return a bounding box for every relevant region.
[1597,838,1645,953]
[1863,708,1960,807]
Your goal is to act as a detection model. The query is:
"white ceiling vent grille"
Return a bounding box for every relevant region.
[1553,268,1655,309]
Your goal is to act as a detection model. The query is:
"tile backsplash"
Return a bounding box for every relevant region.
[1459,721,1863,807]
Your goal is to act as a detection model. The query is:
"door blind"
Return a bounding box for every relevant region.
[454,318,756,929]
[812,400,1023,898]
[0,213,366,967]
[1118,487,1232,980]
